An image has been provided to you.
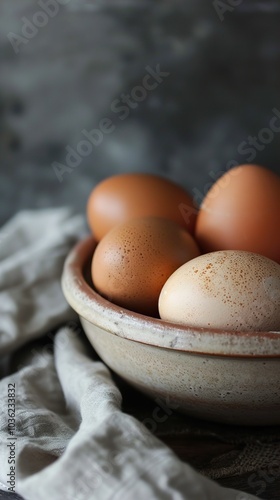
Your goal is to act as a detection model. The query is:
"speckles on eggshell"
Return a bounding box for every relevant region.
[92,216,200,316]
[159,250,280,332]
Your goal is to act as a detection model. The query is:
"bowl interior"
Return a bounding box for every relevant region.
[61,237,280,358]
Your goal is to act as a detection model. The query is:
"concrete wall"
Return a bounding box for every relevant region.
[1,0,280,225]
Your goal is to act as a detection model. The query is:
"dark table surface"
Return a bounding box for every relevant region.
[1,371,279,500]
[121,377,280,500]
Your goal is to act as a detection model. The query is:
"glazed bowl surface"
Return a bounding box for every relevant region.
[61,237,280,426]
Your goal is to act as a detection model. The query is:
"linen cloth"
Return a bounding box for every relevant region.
[0,209,259,500]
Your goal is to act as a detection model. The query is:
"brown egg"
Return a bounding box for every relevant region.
[87,173,197,241]
[91,217,200,316]
[195,164,280,264]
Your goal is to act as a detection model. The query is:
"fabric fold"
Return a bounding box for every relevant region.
[0,209,259,500]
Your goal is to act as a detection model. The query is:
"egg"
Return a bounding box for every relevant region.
[195,164,280,264]
[87,173,197,241]
[159,250,280,332]
[92,217,200,316]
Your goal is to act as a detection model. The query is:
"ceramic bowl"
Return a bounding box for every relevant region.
[61,237,280,426]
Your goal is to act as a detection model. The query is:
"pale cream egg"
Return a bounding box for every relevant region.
[159,250,280,332]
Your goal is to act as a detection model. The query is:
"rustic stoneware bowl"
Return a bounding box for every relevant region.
[62,237,280,426]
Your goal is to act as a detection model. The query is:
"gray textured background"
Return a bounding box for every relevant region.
[1,0,280,228]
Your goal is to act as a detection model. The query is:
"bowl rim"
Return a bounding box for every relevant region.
[61,236,280,358]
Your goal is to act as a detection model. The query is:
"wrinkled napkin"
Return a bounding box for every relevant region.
[0,209,259,500]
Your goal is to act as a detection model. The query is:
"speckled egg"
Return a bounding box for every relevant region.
[92,216,200,317]
[159,250,280,331]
